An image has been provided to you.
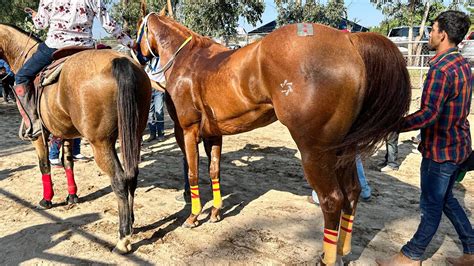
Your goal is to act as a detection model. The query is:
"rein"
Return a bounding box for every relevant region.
[13,31,39,71]
[132,13,192,83]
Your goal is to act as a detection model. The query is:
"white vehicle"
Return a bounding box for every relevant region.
[388,26,432,55]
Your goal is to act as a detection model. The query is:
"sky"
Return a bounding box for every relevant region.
[238,0,385,32]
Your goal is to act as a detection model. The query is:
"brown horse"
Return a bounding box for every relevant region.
[0,24,151,253]
[136,10,411,264]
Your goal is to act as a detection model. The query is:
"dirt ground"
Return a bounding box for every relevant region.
[0,89,472,265]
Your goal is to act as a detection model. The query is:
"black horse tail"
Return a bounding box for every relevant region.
[112,57,140,179]
[337,33,411,166]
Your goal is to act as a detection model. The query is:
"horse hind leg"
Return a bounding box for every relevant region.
[204,137,223,223]
[90,140,133,254]
[62,139,79,205]
[301,149,344,266]
[32,136,54,209]
[336,158,361,257]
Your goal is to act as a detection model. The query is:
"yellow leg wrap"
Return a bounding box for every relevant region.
[211,179,222,209]
[338,213,354,256]
[190,185,201,215]
[322,228,339,265]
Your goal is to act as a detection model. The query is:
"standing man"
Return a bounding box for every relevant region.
[377,11,473,266]
[0,59,15,103]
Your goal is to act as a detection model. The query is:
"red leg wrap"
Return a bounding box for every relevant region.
[42,174,54,201]
[65,168,77,195]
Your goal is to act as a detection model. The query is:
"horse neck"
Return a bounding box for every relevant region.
[0,26,39,73]
[153,18,195,64]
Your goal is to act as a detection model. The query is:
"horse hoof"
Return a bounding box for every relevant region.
[66,194,79,204]
[209,215,221,223]
[181,221,198,228]
[317,254,344,266]
[112,237,132,254]
[38,199,52,209]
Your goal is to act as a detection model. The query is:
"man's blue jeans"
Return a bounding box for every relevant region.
[49,138,81,160]
[15,42,57,85]
[401,158,474,260]
[148,90,165,137]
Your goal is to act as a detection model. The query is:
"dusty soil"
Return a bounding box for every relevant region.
[0,89,472,265]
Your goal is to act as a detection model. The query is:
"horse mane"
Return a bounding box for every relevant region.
[157,15,224,49]
[0,23,42,43]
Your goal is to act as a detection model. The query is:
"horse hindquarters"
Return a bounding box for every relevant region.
[93,57,148,253]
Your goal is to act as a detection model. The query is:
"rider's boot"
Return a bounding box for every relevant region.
[13,82,41,140]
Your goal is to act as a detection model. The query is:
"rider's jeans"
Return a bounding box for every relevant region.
[401,158,474,260]
[15,42,57,85]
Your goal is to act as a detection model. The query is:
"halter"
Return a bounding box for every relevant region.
[132,13,193,76]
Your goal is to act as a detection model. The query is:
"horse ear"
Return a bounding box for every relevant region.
[140,0,147,17]
[167,0,174,19]
[159,6,166,16]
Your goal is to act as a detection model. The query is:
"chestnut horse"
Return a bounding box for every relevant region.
[136,12,411,265]
[0,24,151,253]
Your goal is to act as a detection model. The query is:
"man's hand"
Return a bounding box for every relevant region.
[24,7,37,18]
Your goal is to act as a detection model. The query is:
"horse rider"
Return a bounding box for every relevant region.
[14,0,135,140]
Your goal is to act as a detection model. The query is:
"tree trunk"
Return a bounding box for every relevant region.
[122,0,130,33]
[413,1,431,67]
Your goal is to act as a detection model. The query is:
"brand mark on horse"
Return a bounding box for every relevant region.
[280,80,294,96]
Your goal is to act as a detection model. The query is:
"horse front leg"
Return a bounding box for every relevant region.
[182,126,201,228]
[302,150,344,266]
[62,139,79,205]
[32,135,54,209]
[204,136,223,223]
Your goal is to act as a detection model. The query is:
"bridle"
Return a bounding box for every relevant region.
[13,31,39,72]
[131,13,192,78]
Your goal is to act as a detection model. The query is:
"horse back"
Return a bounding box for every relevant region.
[40,50,150,139]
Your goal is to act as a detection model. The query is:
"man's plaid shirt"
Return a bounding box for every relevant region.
[402,47,472,164]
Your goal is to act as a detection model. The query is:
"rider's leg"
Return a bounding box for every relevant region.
[14,42,56,140]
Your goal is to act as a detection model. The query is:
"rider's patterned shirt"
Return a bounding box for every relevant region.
[402,47,472,164]
[33,0,133,49]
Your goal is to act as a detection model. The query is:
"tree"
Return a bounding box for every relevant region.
[0,0,46,39]
[178,1,264,39]
[371,0,448,65]
[275,0,346,29]
[109,0,264,41]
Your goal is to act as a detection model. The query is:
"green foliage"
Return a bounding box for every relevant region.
[108,0,264,38]
[178,1,264,37]
[371,1,446,36]
[0,0,47,39]
[108,0,167,36]
[275,0,346,28]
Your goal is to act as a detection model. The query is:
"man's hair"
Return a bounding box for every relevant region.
[434,10,471,46]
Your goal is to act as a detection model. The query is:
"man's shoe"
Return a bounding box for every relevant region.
[175,191,191,204]
[360,187,372,201]
[145,135,156,142]
[50,158,63,168]
[13,83,41,140]
[376,252,421,266]
[73,154,88,160]
[446,254,474,266]
[380,164,399,173]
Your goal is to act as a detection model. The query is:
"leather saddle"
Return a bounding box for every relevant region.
[34,44,111,88]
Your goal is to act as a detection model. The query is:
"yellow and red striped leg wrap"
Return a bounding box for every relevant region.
[190,185,202,215]
[211,179,222,209]
[337,213,354,256]
[322,228,339,265]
